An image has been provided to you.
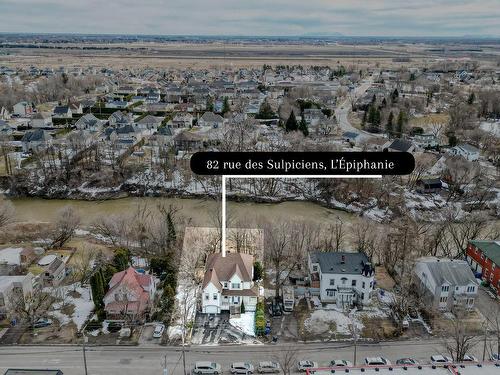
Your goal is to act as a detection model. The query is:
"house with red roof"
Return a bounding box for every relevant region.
[201,253,257,314]
[104,267,157,320]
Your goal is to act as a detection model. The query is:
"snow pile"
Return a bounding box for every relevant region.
[0,247,24,265]
[229,312,255,337]
[304,308,363,336]
[480,121,500,138]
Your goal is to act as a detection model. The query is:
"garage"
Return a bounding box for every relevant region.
[203,305,219,314]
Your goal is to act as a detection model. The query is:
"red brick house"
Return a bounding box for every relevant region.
[466,240,500,295]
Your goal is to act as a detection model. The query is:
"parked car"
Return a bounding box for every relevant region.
[490,353,499,361]
[396,358,419,366]
[329,360,352,367]
[268,299,283,317]
[257,362,280,374]
[31,318,52,329]
[297,361,318,372]
[193,362,222,375]
[152,324,165,338]
[364,357,391,366]
[430,355,453,365]
[462,354,478,362]
[230,363,254,375]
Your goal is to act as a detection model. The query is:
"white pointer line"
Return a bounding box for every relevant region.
[221,174,382,256]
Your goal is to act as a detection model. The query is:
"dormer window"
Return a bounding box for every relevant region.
[231,283,241,289]
[224,282,228,288]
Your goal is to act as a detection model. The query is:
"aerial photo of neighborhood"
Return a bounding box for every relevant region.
[0,1,499,375]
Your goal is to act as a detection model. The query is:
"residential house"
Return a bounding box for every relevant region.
[308,252,375,307]
[41,256,66,287]
[449,144,480,161]
[136,115,162,132]
[466,240,500,296]
[153,126,174,147]
[174,131,204,152]
[1,106,11,120]
[104,267,157,320]
[0,120,13,137]
[0,274,34,319]
[413,257,478,312]
[342,131,361,144]
[69,102,83,115]
[169,113,193,128]
[13,101,34,117]
[74,113,103,133]
[416,178,442,194]
[52,106,72,119]
[198,112,224,128]
[30,113,53,128]
[21,129,51,153]
[303,108,326,126]
[108,111,133,127]
[201,253,257,314]
[384,138,416,153]
[413,133,439,148]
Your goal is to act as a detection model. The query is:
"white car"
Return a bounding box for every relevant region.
[230,363,254,375]
[297,361,318,372]
[462,354,478,362]
[330,360,352,367]
[152,324,165,338]
[193,362,222,375]
[364,357,391,366]
[257,362,280,374]
[430,355,453,365]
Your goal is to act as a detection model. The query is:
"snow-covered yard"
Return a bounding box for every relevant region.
[167,280,198,341]
[0,247,24,265]
[229,312,255,337]
[46,283,95,331]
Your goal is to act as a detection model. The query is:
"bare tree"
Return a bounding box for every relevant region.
[72,245,99,284]
[442,312,479,362]
[9,291,55,329]
[49,206,81,248]
[0,196,14,228]
[273,347,298,375]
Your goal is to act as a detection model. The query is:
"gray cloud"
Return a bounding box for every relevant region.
[0,0,499,36]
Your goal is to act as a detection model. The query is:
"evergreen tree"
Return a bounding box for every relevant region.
[386,111,394,136]
[391,88,399,102]
[166,212,176,250]
[410,72,416,81]
[240,300,246,314]
[285,111,298,132]
[222,97,230,114]
[448,132,458,147]
[256,100,275,119]
[361,110,367,128]
[467,92,475,105]
[381,98,387,108]
[371,94,377,104]
[298,117,309,136]
[206,97,214,112]
[113,248,130,272]
[368,105,377,124]
[373,109,381,130]
[253,261,263,281]
[397,111,405,135]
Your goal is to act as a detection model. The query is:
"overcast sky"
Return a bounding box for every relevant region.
[1,0,499,37]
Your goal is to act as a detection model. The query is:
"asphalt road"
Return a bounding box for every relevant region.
[336,74,384,142]
[0,338,494,375]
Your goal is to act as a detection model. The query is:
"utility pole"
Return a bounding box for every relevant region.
[482,322,488,361]
[82,333,88,375]
[163,355,168,375]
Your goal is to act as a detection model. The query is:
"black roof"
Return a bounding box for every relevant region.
[53,106,69,114]
[310,251,371,275]
[388,138,413,152]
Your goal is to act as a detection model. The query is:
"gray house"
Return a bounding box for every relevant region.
[413,257,478,312]
[21,129,51,153]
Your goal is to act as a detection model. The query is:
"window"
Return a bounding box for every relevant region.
[467,298,474,306]
[441,285,449,292]
[352,280,357,287]
[467,286,475,293]
[329,279,335,286]
[223,282,228,288]
[361,293,365,300]
[440,296,448,303]
[213,293,218,300]
[312,265,318,272]
[205,294,209,300]
[362,282,366,289]
[326,290,334,297]
[341,278,348,285]
[231,283,241,289]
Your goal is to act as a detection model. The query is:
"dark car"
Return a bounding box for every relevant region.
[268,299,282,317]
[31,318,52,328]
[396,358,419,366]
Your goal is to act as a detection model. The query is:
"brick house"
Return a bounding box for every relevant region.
[466,240,500,295]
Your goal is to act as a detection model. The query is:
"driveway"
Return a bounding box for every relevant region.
[138,324,164,346]
[191,312,260,345]
[475,286,500,329]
